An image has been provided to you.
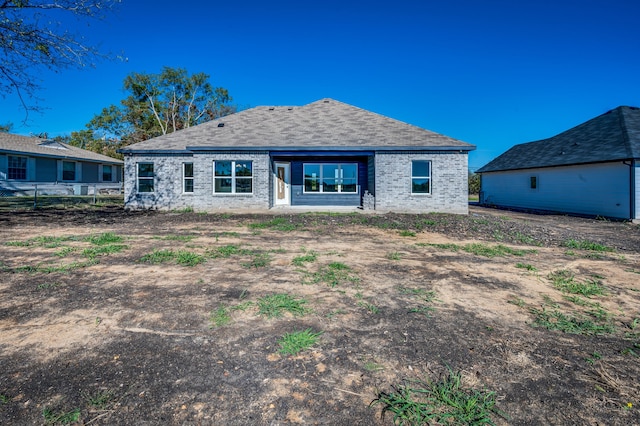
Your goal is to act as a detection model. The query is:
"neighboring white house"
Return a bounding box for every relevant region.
[118,98,475,213]
[0,133,123,195]
[477,106,640,221]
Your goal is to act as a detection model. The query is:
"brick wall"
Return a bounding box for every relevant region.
[374,152,469,214]
[123,152,271,210]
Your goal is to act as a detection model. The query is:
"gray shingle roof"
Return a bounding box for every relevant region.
[120,98,475,153]
[0,133,123,164]
[477,106,640,173]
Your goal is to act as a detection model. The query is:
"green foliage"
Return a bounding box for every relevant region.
[82,389,116,409]
[0,393,10,404]
[82,244,127,259]
[399,230,416,237]
[387,251,402,261]
[278,329,323,356]
[249,217,299,231]
[210,306,232,327]
[563,239,614,252]
[257,293,309,318]
[304,262,359,287]
[42,407,81,424]
[358,301,380,314]
[86,232,123,245]
[468,172,481,195]
[530,307,615,335]
[139,249,176,264]
[372,369,503,426]
[241,252,271,268]
[87,67,236,145]
[175,250,206,266]
[422,242,535,257]
[292,250,318,266]
[515,263,537,271]
[153,234,197,242]
[548,270,606,296]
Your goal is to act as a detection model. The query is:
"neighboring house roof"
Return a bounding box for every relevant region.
[0,133,122,164]
[478,106,640,173]
[119,98,475,153]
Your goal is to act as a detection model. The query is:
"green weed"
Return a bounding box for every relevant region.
[152,235,197,242]
[54,247,77,257]
[507,297,526,308]
[210,306,232,327]
[5,240,31,247]
[409,306,435,316]
[175,250,206,266]
[278,328,323,356]
[0,393,9,404]
[82,389,116,409]
[387,252,402,261]
[358,301,379,314]
[139,249,176,264]
[420,242,534,257]
[399,230,416,237]
[36,282,61,290]
[364,361,385,372]
[515,263,537,272]
[82,244,127,259]
[257,293,309,318]
[241,253,271,268]
[208,244,250,258]
[42,407,81,424]
[86,232,123,245]
[249,217,299,231]
[292,251,318,267]
[548,270,606,296]
[304,262,359,287]
[530,307,615,335]
[372,369,504,426]
[563,239,614,252]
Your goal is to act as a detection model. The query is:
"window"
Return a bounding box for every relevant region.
[303,163,358,193]
[8,156,27,180]
[137,163,154,193]
[62,161,76,181]
[102,165,113,182]
[214,161,252,193]
[530,176,538,189]
[183,163,194,193]
[411,160,431,194]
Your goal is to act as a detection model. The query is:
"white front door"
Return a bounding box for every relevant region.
[274,162,290,206]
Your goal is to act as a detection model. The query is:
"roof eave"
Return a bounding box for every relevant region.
[0,148,123,164]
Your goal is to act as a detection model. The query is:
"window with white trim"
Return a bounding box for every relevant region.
[102,165,113,182]
[183,163,194,193]
[213,160,252,193]
[303,163,358,193]
[8,155,27,180]
[137,163,154,193]
[62,161,76,181]
[411,160,431,194]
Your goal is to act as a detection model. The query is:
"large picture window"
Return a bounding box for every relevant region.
[214,160,252,194]
[303,163,357,193]
[8,156,27,180]
[62,161,76,181]
[137,163,154,193]
[183,163,194,193]
[411,160,431,194]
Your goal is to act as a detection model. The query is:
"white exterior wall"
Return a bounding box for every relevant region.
[374,152,469,214]
[481,162,632,219]
[123,152,271,211]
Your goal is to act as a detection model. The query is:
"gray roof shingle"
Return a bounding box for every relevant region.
[120,98,475,153]
[0,133,123,164]
[478,106,640,173]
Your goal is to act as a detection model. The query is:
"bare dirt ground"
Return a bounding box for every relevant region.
[1,205,639,425]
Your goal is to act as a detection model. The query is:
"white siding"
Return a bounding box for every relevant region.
[481,162,631,219]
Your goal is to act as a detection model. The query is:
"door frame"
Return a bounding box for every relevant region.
[274,162,291,206]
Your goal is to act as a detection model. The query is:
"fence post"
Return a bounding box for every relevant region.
[33,184,38,209]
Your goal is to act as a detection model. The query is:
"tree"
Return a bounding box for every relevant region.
[468,172,481,195]
[0,122,13,132]
[0,0,121,119]
[88,67,236,144]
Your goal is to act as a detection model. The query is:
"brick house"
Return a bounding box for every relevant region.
[119,98,475,213]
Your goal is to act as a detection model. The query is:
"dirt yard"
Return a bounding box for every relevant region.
[1,206,639,425]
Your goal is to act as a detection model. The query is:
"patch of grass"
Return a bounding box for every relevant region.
[515,263,537,271]
[409,306,435,316]
[387,251,402,261]
[292,250,318,267]
[507,297,526,308]
[372,369,504,426]
[511,232,539,245]
[54,246,77,257]
[419,242,535,257]
[5,240,31,247]
[42,407,81,424]
[36,282,62,290]
[175,250,206,266]
[564,295,600,307]
[530,307,615,335]
[304,262,359,287]
[278,328,322,356]
[326,309,346,319]
[358,301,380,314]
[82,389,116,409]
[210,306,232,327]
[563,239,614,252]
[548,270,606,296]
[257,293,309,318]
[241,252,271,268]
[364,361,384,372]
[208,244,251,258]
[139,249,176,264]
[0,393,9,404]
[86,232,123,245]
[82,244,128,259]
[171,206,194,213]
[399,230,416,237]
[249,217,299,231]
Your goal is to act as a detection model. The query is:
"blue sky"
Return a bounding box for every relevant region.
[2,0,639,170]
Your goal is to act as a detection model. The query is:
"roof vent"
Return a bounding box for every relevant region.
[217,123,224,127]
[323,100,330,103]
[268,107,275,111]
[287,107,293,111]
